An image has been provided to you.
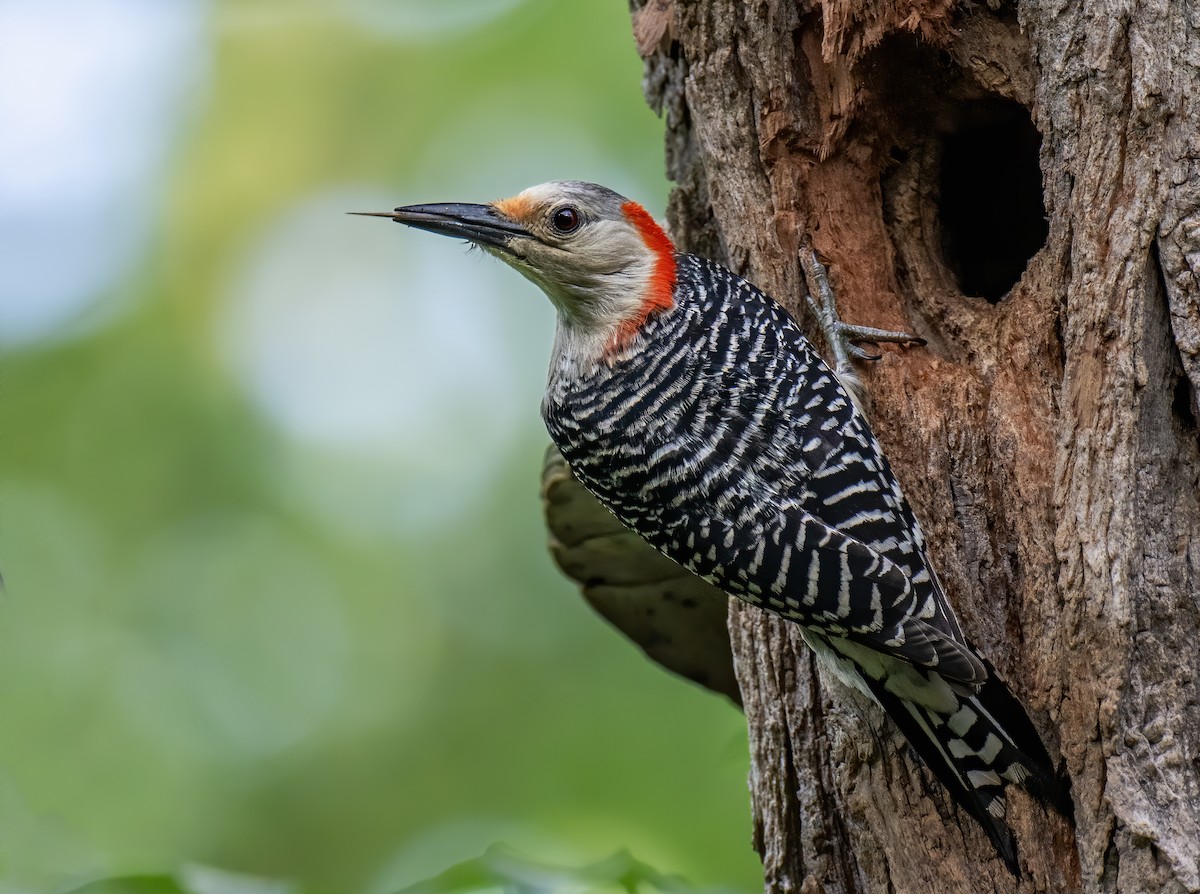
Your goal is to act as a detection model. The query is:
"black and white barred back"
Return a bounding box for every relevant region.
[543,253,1068,870]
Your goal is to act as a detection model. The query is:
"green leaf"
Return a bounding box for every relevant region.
[65,866,295,894]
[65,876,189,894]
[392,846,721,894]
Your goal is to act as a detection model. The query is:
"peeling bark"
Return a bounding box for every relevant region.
[615,0,1200,891]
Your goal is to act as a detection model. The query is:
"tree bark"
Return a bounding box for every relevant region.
[614,0,1200,891]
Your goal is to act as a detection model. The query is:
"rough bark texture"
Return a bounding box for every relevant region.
[615,0,1200,891]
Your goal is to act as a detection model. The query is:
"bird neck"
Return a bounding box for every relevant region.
[606,203,677,356]
[544,204,678,375]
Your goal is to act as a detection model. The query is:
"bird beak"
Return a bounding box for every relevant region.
[349,203,532,253]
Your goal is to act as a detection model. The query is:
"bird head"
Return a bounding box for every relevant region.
[355,181,677,355]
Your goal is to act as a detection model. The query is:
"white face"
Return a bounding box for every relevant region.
[487,182,657,331]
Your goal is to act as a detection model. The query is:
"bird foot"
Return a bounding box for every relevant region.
[799,247,925,381]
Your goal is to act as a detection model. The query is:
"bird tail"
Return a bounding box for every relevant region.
[862,664,1072,875]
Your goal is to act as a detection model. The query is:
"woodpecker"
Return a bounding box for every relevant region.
[355,181,1070,871]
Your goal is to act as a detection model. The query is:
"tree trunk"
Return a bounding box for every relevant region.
[623,0,1200,891]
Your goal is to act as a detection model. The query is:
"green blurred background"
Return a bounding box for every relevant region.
[0,1,759,892]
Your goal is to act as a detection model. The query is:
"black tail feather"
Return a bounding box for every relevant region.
[864,678,1022,874]
[971,656,1074,819]
[861,663,1074,876]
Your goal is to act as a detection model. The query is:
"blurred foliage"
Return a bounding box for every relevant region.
[2,2,759,893]
[394,849,706,894]
[67,864,293,894]
[67,847,735,894]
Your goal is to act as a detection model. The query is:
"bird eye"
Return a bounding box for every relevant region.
[551,206,581,234]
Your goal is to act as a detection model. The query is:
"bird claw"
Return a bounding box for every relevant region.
[799,247,923,380]
[845,339,882,363]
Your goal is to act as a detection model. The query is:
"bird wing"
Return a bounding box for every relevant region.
[659,485,987,688]
[649,296,983,687]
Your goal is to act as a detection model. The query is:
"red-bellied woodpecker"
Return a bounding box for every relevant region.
[355,180,1071,872]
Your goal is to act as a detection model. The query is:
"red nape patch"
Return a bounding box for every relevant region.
[608,201,678,354]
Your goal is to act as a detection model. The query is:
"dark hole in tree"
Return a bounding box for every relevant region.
[1173,376,1197,429]
[937,99,1048,303]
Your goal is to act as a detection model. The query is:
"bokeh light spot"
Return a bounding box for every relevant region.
[0,0,206,345]
[219,186,553,536]
[117,516,352,758]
